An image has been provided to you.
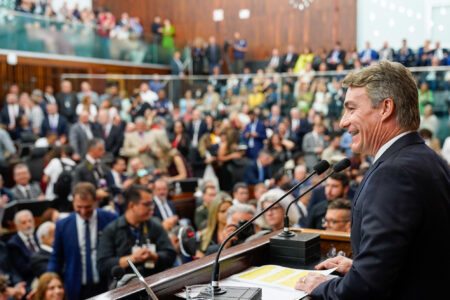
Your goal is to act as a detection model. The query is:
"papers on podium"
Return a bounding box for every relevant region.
[221,265,336,300]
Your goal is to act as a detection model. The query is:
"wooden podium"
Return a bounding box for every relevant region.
[93,229,351,299]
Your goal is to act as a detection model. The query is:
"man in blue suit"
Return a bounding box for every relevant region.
[243,150,273,185]
[295,61,450,299]
[48,182,116,300]
[242,109,267,160]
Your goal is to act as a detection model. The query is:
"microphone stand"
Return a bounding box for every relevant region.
[280,158,352,238]
[211,160,330,295]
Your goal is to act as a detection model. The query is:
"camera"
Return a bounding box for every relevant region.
[235,220,255,244]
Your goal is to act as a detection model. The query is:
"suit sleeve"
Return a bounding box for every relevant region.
[311,165,424,299]
[47,222,65,275]
[96,222,120,278]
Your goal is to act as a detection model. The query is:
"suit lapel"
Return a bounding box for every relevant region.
[352,132,424,207]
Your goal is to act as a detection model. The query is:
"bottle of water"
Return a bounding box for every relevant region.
[174,182,182,195]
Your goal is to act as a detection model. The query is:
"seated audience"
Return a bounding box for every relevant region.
[199,195,233,255]
[33,272,65,300]
[153,179,179,231]
[231,183,250,205]
[194,185,217,231]
[31,222,56,278]
[322,198,351,233]
[11,164,44,201]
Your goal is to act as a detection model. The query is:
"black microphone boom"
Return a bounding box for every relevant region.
[283,158,352,236]
[210,160,331,297]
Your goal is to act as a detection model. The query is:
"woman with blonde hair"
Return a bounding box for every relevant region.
[199,194,233,255]
[33,272,64,300]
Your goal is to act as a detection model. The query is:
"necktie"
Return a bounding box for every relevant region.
[25,187,32,199]
[85,220,93,284]
[27,236,37,253]
[258,165,264,182]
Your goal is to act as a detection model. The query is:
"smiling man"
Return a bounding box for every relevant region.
[295,61,450,299]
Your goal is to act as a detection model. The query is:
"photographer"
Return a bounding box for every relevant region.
[222,204,258,249]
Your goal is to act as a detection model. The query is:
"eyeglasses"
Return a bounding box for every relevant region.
[139,201,155,208]
[322,217,350,226]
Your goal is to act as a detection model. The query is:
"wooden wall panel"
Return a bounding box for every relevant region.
[93,0,357,60]
[0,55,169,102]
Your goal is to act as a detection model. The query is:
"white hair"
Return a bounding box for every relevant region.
[36,221,54,246]
[226,204,255,224]
[14,209,33,226]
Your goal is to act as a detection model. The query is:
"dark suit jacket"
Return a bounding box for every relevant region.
[0,105,24,127]
[187,120,208,146]
[105,170,127,195]
[40,114,69,137]
[205,45,222,65]
[72,159,109,188]
[243,160,271,185]
[312,132,450,299]
[280,53,299,72]
[30,248,51,278]
[102,124,124,156]
[153,198,177,221]
[242,120,267,159]
[55,92,78,123]
[48,209,117,300]
[7,233,39,286]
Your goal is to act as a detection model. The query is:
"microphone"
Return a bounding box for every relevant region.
[109,266,138,289]
[279,160,330,237]
[127,259,158,300]
[281,158,352,237]
[210,160,331,298]
[270,158,351,268]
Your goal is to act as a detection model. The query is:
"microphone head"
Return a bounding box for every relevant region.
[111,266,125,280]
[313,160,331,175]
[333,158,351,172]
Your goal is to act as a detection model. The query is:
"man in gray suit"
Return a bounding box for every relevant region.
[69,111,101,161]
[302,123,325,171]
[11,164,45,201]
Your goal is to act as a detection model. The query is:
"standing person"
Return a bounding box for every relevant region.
[48,183,117,300]
[55,80,78,124]
[97,185,176,281]
[232,32,247,74]
[161,19,175,58]
[295,61,450,299]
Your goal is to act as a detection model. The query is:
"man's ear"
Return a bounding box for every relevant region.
[380,98,395,121]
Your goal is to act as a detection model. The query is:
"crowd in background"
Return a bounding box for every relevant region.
[0,59,449,298]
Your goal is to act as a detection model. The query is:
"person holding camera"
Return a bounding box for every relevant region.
[222,204,258,249]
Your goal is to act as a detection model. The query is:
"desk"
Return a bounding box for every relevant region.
[93,229,350,299]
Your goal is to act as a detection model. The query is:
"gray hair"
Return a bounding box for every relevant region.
[226,204,255,224]
[342,60,420,131]
[14,209,33,225]
[36,221,54,246]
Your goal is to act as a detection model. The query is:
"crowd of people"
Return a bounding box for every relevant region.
[0,58,448,298]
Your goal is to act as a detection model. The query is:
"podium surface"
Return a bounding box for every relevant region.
[93,229,350,300]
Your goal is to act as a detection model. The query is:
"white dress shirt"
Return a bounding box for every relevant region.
[76,210,99,285]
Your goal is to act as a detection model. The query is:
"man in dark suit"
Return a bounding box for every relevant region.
[97,109,124,157]
[69,110,102,161]
[205,36,222,74]
[295,61,450,299]
[48,182,117,300]
[153,179,179,231]
[0,93,24,139]
[55,80,78,124]
[40,103,68,138]
[243,150,273,185]
[31,221,55,278]
[326,41,346,70]
[7,210,40,289]
[72,138,110,201]
[279,45,298,72]
[242,109,267,160]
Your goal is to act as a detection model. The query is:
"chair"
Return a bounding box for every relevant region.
[24,147,48,182]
